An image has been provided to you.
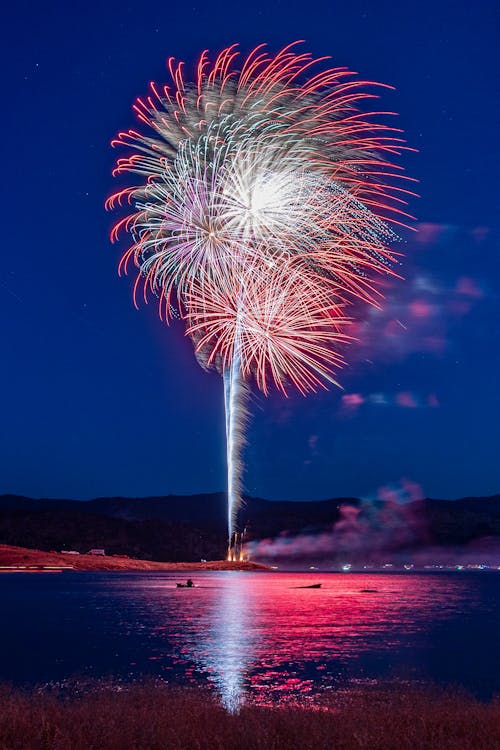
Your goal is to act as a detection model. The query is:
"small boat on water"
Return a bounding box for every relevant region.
[296,583,322,589]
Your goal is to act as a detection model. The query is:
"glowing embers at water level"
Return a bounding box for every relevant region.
[227,530,247,562]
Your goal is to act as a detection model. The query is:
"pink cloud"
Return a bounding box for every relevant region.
[409,299,434,319]
[456,276,483,299]
[396,391,418,408]
[341,393,364,411]
[414,222,446,245]
[378,478,423,504]
[400,479,424,502]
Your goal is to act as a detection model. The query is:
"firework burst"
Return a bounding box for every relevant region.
[108,42,415,545]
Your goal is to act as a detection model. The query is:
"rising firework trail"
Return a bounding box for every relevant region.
[107,43,415,554]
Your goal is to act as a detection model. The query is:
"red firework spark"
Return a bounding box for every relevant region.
[107,42,416,394]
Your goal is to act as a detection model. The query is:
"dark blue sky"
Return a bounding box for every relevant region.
[2,0,499,501]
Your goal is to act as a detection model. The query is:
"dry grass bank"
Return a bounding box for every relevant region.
[0,544,268,571]
[0,683,499,750]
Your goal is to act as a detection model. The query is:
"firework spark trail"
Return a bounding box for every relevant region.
[224,333,249,553]
[108,43,414,550]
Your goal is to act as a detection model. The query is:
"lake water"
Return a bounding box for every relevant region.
[1,571,499,709]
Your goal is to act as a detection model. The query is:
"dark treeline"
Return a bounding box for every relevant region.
[0,493,499,563]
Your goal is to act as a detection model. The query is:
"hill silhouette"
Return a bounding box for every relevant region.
[0,493,499,563]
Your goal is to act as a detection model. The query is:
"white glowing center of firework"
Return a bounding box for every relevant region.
[222,163,323,249]
[246,175,285,215]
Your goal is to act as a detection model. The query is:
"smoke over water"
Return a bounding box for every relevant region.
[247,481,500,569]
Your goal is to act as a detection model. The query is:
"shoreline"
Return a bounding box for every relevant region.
[0,544,270,572]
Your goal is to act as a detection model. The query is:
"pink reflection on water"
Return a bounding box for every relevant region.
[165,572,473,710]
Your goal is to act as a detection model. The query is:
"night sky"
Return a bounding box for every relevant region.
[2,0,499,502]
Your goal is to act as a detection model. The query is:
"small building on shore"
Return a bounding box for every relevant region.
[88,549,106,556]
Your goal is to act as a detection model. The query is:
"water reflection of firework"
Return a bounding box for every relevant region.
[173,573,254,712]
[166,572,486,707]
[108,43,413,546]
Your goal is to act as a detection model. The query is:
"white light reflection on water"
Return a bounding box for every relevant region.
[166,572,256,710]
[201,572,254,712]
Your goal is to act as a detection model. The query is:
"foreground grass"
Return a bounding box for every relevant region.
[0,683,499,750]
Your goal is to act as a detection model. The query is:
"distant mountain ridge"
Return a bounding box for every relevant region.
[0,492,363,531]
[1,492,499,563]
